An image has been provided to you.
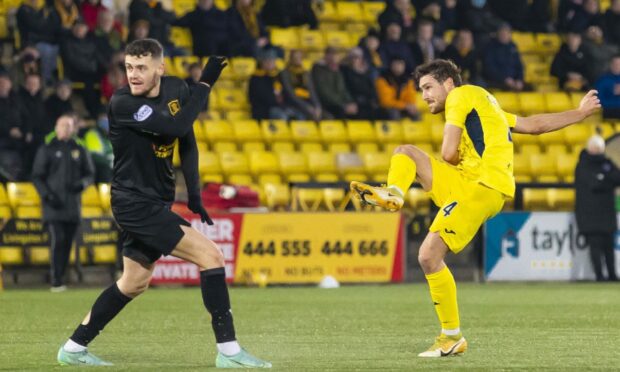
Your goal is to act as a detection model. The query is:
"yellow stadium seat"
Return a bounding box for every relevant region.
[81,185,100,207]
[345,23,368,42]
[545,92,572,112]
[0,183,7,205]
[512,32,537,53]
[270,27,300,50]
[0,247,23,265]
[228,174,253,186]
[170,27,193,49]
[225,110,251,120]
[271,142,295,153]
[233,119,262,142]
[537,129,565,146]
[530,153,557,180]
[405,188,431,214]
[212,141,237,153]
[278,152,308,182]
[294,188,324,211]
[336,2,363,22]
[383,143,400,154]
[361,1,386,23]
[511,131,538,146]
[241,142,266,152]
[204,120,234,143]
[523,189,550,210]
[570,92,583,109]
[323,188,347,211]
[317,0,338,22]
[202,174,224,184]
[16,206,41,218]
[564,125,593,146]
[219,152,249,177]
[198,151,221,176]
[518,143,542,154]
[538,175,560,183]
[525,63,551,84]
[249,152,280,176]
[347,120,375,143]
[319,22,340,32]
[356,142,380,153]
[518,92,546,114]
[299,29,326,51]
[196,141,209,155]
[93,245,117,264]
[164,57,177,76]
[6,182,40,208]
[430,123,444,145]
[319,120,347,143]
[546,144,568,157]
[192,120,206,142]
[336,153,364,177]
[299,142,323,153]
[232,58,256,80]
[291,121,320,143]
[556,153,578,181]
[363,152,390,181]
[98,184,111,211]
[536,33,562,53]
[403,121,432,143]
[375,120,404,144]
[324,30,355,49]
[263,183,290,210]
[598,123,616,139]
[261,120,292,143]
[307,152,336,176]
[548,188,575,211]
[217,89,249,110]
[257,174,282,186]
[493,92,520,113]
[173,56,199,79]
[328,143,352,153]
[30,246,50,265]
[0,205,12,219]
[513,153,531,180]
[82,206,104,218]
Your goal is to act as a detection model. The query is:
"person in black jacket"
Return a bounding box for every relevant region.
[441,29,481,84]
[575,134,620,282]
[32,115,94,291]
[173,0,228,57]
[227,0,274,58]
[18,73,47,177]
[551,32,589,91]
[0,71,26,181]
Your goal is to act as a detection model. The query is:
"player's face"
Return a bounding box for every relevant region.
[419,75,454,114]
[125,54,164,97]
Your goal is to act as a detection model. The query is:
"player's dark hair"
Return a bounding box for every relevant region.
[125,38,164,59]
[413,59,463,87]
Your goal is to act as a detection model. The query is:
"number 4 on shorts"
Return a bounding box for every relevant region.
[442,201,458,217]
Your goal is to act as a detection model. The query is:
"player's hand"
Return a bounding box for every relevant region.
[200,56,227,88]
[188,194,214,225]
[578,89,601,118]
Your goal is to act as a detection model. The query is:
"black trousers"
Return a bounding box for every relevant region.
[584,233,617,281]
[48,221,79,287]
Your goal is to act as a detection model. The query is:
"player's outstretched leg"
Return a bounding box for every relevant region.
[417,232,466,357]
[351,145,431,211]
[174,227,271,368]
[57,257,152,366]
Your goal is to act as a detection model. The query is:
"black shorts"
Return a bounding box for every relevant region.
[113,199,190,265]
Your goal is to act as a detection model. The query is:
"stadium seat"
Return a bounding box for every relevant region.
[361,1,386,23]
[225,110,251,120]
[383,143,400,154]
[430,123,444,145]
[212,141,237,153]
[0,247,23,265]
[271,141,295,153]
[257,174,283,187]
[204,120,234,143]
[249,152,280,176]
[317,0,338,22]
[164,57,177,76]
[231,58,256,80]
[323,188,347,211]
[294,188,324,211]
[518,92,546,114]
[547,188,575,211]
[530,153,557,180]
[328,143,352,153]
[263,183,291,210]
[546,144,569,157]
[0,205,12,220]
[169,27,192,49]
[536,33,562,53]
[171,0,195,15]
[6,183,40,208]
[538,129,565,146]
[193,120,206,142]
[519,143,542,154]
[98,184,111,211]
[82,206,104,218]
[511,131,539,146]
[356,142,380,153]
[319,120,348,143]
[336,153,365,179]
[375,120,404,144]
[405,188,431,214]
[278,152,309,182]
[299,29,326,51]
[241,142,266,152]
[347,120,375,143]
[336,1,363,22]
[307,152,336,176]
[270,27,300,49]
[493,92,520,113]
[299,142,324,153]
[29,246,50,265]
[545,92,572,112]
[233,119,262,142]
[16,206,41,218]
[363,152,390,181]
[512,32,537,53]
[173,56,199,78]
[291,121,320,143]
[324,30,355,49]
[0,183,7,205]
[228,174,253,186]
[261,120,292,143]
[219,152,249,177]
[556,153,578,181]
[563,125,592,146]
[199,151,221,178]
[93,245,117,264]
[402,121,432,144]
[81,185,101,207]
[217,89,249,110]
[513,153,531,180]
[523,188,550,210]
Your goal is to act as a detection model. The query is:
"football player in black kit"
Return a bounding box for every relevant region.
[56,39,271,368]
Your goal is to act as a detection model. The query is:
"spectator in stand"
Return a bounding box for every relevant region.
[604,0,620,45]
[16,0,61,85]
[227,0,279,58]
[551,32,589,91]
[411,18,445,67]
[488,0,530,30]
[441,29,481,84]
[173,0,228,57]
[0,71,26,181]
[249,49,302,120]
[378,0,415,42]
[595,55,620,119]
[359,29,386,79]
[10,48,40,88]
[93,11,124,76]
[100,63,127,103]
[55,0,80,30]
[583,25,619,84]
[375,57,419,120]
[127,19,149,43]
[413,0,458,35]
[45,79,74,134]
[80,0,107,32]
[311,47,358,119]
[32,115,94,292]
[129,0,181,56]
[280,49,323,121]
[261,0,317,29]
[18,73,47,176]
[381,23,416,72]
[341,47,379,120]
[184,62,209,112]
[60,19,101,118]
[559,0,603,33]
[483,23,526,91]
[459,0,503,48]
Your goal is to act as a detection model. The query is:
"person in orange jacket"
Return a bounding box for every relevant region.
[375,57,419,120]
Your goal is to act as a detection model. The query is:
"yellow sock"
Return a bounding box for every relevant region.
[387,154,416,196]
[425,266,460,331]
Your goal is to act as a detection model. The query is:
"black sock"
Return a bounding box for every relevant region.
[200,268,236,343]
[70,283,132,346]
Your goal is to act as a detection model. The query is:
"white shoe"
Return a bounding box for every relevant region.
[50,285,67,293]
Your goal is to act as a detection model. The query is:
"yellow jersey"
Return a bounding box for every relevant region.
[444,85,516,198]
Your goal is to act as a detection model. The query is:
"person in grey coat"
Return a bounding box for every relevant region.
[32,115,94,291]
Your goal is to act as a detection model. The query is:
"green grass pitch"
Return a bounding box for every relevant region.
[1,283,619,371]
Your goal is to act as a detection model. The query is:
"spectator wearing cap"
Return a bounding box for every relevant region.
[0,71,26,181]
[341,47,379,120]
[280,49,323,121]
[595,55,620,119]
[173,0,229,57]
[45,79,74,133]
[551,32,589,91]
[249,49,303,120]
[375,57,419,120]
[483,23,526,91]
[441,29,481,84]
[311,47,358,119]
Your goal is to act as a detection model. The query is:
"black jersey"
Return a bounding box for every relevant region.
[108,76,209,205]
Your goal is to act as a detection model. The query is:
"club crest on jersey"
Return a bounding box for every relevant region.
[71,149,80,160]
[133,105,153,122]
[168,99,180,116]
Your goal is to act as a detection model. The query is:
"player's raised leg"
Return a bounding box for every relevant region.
[351,144,433,211]
[57,257,153,365]
[172,226,271,368]
[417,232,466,357]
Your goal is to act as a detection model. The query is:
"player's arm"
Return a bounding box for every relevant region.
[179,127,213,224]
[512,90,601,135]
[442,124,462,165]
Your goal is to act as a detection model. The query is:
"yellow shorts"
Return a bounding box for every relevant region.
[427,157,505,254]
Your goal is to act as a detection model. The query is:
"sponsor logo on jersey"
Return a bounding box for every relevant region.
[168,99,180,116]
[152,142,175,158]
[133,105,153,122]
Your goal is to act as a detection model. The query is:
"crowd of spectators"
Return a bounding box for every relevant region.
[4,0,620,182]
